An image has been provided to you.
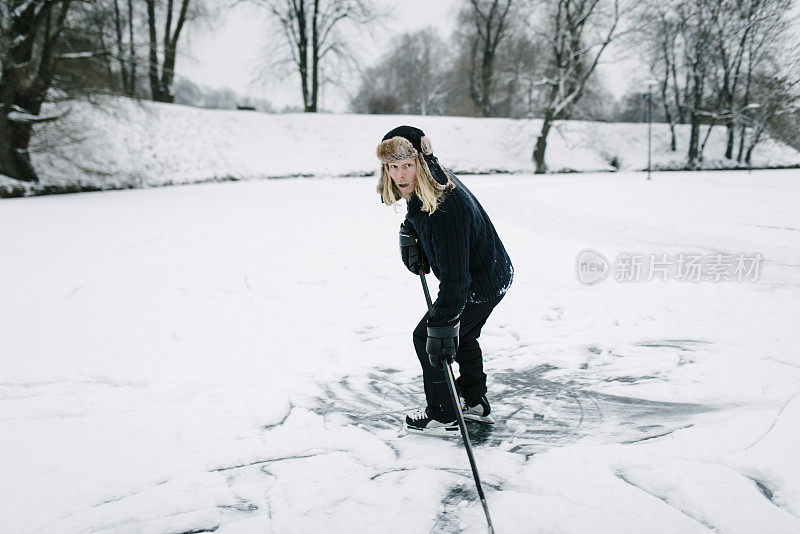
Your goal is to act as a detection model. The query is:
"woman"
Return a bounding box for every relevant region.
[376,125,513,436]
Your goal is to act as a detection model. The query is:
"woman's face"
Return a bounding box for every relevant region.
[387,158,417,199]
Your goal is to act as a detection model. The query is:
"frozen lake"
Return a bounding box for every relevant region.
[2,169,799,533]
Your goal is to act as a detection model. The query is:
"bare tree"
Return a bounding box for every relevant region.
[1,0,191,182]
[763,108,800,157]
[77,0,205,101]
[743,72,799,164]
[734,17,800,164]
[476,28,543,118]
[0,0,74,181]
[633,0,716,167]
[458,0,516,117]
[55,1,135,95]
[635,0,797,167]
[713,0,751,159]
[735,1,797,162]
[350,28,451,115]
[531,0,623,173]
[634,0,724,164]
[673,0,717,167]
[698,0,791,161]
[349,65,403,114]
[145,0,199,103]
[248,0,376,112]
[390,29,451,115]
[631,1,684,151]
[111,0,139,95]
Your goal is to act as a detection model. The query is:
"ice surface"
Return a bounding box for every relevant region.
[1,169,800,532]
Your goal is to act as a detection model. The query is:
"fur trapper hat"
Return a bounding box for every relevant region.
[376,126,449,191]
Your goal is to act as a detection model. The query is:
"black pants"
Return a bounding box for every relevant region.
[413,294,504,420]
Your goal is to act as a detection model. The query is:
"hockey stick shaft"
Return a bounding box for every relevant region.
[419,272,495,533]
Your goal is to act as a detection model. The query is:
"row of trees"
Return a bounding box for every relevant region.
[0,0,199,181]
[352,0,626,172]
[352,0,798,170]
[633,0,799,167]
[1,0,383,181]
[2,0,799,181]
[245,0,377,113]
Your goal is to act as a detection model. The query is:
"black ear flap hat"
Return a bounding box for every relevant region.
[376,125,449,185]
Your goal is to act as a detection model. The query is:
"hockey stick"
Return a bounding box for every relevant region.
[419,271,495,534]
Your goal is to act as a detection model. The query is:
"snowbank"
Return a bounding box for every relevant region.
[2,97,799,197]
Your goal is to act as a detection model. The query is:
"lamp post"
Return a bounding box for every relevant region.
[644,79,658,180]
[743,102,761,173]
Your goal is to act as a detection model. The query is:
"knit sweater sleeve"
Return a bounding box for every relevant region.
[428,195,472,322]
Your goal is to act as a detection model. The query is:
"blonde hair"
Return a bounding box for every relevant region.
[378,155,451,214]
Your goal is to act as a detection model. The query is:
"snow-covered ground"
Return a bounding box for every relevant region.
[2,98,799,197]
[2,168,799,533]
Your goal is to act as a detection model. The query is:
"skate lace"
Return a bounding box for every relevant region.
[408,408,427,422]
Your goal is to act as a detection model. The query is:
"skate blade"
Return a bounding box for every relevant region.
[405,425,459,438]
[463,413,495,424]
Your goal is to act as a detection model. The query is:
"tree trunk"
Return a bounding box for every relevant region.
[310,0,319,112]
[745,137,756,164]
[724,121,735,159]
[146,0,163,101]
[699,123,714,160]
[672,59,685,123]
[0,0,71,181]
[468,40,481,115]
[479,42,494,117]
[719,84,735,160]
[745,122,764,164]
[533,108,554,174]
[687,71,704,168]
[297,2,311,111]
[160,41,178,103]
[661,82,677,151]
[668,121,677,152]
[466,0,512,118]
[113,0,130,92]
[146,0,190,103]
[688,110,701,169]
[736,123,746,163]
[0,113,38,181]
[127,0,137,95]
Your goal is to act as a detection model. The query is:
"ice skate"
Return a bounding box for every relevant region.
[462,395,495,424]
[405,406,458,437]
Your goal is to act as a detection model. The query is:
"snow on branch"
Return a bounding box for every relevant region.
[7,105,70,124]
[56,51,109,60]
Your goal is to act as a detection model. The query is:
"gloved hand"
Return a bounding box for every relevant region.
[426,317,460,368]
[399,220,430,275]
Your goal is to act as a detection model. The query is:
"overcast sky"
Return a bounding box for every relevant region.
[177,0,638,112]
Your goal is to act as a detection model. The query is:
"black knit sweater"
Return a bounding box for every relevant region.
[406,173,513,323]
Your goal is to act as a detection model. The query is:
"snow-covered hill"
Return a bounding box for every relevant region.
[2,97,799,197]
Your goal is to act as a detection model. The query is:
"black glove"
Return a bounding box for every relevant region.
[399,220,430,275]
[426,317,460,369]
